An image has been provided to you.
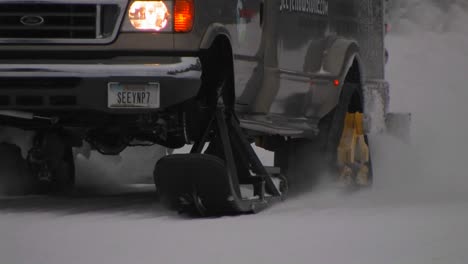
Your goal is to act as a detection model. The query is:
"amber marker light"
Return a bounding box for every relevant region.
[174,0,194,32]
[128,1,170,31]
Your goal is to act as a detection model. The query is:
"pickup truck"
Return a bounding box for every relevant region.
[0,0,403,215]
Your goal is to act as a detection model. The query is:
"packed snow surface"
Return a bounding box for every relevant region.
[1,2,468,264]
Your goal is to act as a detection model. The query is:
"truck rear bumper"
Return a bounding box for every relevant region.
[0,56,202,113]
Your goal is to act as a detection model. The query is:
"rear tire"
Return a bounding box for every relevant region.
[274,83,373,191]
[274,111,337,192]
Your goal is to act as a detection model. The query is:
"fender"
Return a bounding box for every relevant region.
[199,23,233,50]
[321,38,362,81]
[321,39,391,136]
[318,38,369,131]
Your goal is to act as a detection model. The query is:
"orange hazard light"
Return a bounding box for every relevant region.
[174,0,194,32]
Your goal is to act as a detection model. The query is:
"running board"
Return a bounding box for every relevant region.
[239,115,318,137]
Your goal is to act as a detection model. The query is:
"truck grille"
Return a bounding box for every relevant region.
[0,3,122,43]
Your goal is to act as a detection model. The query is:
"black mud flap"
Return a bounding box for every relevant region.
[154,109,283,216]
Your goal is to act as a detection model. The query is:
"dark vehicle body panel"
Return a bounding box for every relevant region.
[230,0,386,135]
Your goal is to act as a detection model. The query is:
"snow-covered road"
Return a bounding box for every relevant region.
[1,185,468,264]
[2,2,468,264]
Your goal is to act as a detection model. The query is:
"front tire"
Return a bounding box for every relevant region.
[0,143,33,195]
[28,132,75,194]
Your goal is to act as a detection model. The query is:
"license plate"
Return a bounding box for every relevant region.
[108,82,160,109]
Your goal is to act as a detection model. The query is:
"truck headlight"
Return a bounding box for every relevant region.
[121,0,194,33]
[129,1,170,31]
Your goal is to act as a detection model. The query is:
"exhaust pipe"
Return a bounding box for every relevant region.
[0,110,59,124]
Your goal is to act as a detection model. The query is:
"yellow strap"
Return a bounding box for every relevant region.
[338,113,357,165]
[354,112,364,135]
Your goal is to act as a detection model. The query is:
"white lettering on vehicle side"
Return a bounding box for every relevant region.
[279,0,329,16]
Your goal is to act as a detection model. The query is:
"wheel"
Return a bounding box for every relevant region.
[28,132,75,194]
[274,83,373,191]
[0,143,34,195]
[335,113,373,187]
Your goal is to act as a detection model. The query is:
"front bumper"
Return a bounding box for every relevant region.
[0,56,202,113]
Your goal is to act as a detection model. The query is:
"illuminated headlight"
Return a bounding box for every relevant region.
[122,1,173,32]
[121,0,194,33]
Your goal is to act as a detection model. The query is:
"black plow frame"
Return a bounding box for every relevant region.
[155,109,284,216]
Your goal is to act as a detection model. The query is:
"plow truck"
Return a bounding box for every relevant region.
[0,0,409,215]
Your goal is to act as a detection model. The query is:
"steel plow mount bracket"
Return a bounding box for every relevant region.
[154,109,284,216]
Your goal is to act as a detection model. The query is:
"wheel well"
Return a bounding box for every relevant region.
[345,59,364,113]
[315,58,364,134]
[199,35,235,109]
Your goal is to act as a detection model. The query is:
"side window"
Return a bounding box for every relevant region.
[234,0,262,56]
